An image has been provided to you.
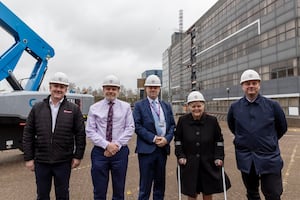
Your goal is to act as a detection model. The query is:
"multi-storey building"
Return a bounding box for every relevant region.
[163,0,300,125]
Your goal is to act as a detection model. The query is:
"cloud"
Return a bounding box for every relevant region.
[1,0,218,91]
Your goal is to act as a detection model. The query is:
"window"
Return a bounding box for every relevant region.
[270,59,296,79]
[286,20,296,30]
[278,68,287,78]
[286,29,296,39]
[278,33,285,42]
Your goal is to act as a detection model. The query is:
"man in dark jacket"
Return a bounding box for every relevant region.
[227,69,287,200]
[133,75,175,200]
[23,72,86,200]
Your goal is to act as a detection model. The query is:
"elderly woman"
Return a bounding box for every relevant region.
[174,91,231,200]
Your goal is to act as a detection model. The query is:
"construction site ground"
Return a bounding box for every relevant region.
[1,121,299,200]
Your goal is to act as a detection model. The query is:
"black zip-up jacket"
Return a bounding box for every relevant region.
[23,95,86,163]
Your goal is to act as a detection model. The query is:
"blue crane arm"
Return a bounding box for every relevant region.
[0,2,55,91]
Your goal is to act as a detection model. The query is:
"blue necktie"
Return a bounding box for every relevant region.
[151,101,163,136]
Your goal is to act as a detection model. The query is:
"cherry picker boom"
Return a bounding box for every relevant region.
[0,2,93,151]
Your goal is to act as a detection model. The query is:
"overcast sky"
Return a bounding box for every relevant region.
[1,0,218,91]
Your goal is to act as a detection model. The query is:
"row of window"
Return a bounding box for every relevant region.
[197,18,297,73]
[200,58,298,90]
[198,0,291,53]
[206,96,299,116]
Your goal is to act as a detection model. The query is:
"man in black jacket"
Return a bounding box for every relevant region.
[23,72,86,200]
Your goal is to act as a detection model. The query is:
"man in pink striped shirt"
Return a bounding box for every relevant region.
[86,75,135,200]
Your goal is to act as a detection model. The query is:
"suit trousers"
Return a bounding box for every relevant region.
[241,163,283,200]
[35,161,71,200]
[91,146,129,200]
[138,147,167,200]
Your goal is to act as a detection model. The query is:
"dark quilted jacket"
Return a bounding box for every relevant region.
[23,95,86,163]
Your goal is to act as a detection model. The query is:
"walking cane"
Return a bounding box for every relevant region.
[222,165,227,200]
[177,165,182,200]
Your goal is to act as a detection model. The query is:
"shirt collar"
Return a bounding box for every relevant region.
[147,96,158,104]
[49,97,64,106]
[104,98,116,104]
[243,94,261,104]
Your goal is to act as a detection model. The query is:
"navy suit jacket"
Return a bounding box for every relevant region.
[133,98,175,155]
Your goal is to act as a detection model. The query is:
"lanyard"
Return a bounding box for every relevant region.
[150,101,160,118]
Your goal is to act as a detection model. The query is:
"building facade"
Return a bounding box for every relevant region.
[163,0,300,124]
[162,49,171,101]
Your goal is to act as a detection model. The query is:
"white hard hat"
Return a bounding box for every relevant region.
[102,75,120,87]
[187,91,205,104]
[49,72,69,86]
[240,69,261,84]
[144,75,161,87]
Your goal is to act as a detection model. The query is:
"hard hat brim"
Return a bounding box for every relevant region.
[102,84,120,87]
[144,84,161,87]
[187,99,205,104]
[49,81,69,86]
[240,78,261,84]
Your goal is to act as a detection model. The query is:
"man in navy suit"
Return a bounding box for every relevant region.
[133,74,175,200]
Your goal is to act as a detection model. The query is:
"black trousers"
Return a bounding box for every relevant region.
[241,163,283,200]
[35,161,71,200]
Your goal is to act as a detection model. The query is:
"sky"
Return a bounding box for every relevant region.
[1,0,218,92]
